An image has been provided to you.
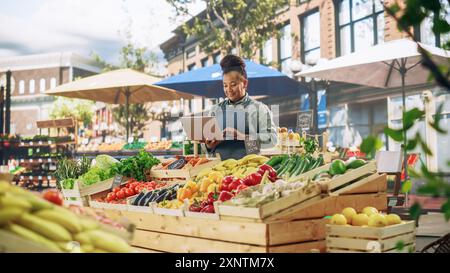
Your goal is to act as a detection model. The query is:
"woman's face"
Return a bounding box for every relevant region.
[223,71,248,102]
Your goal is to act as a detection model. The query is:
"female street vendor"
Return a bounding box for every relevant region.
[205,54,278,159]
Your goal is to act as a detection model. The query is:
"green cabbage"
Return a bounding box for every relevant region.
[93,155,119,170]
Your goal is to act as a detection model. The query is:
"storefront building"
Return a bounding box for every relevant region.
[0,52,103,136]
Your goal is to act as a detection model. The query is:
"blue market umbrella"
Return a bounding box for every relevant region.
[155,60,308,97]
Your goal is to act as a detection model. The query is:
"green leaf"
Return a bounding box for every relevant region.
[402,179,412,194]
[406,138,418,151]
[441,200,450,222]
[403,108,425,130]
[409,202,422,222]
[429,103,447,134]
[395,240,405,251]
[420,0,443,12]
[388,3,401,14]
[360,136,383,159]
[384,127,404,142]
[433,17,450,34]
[418,136,433,156]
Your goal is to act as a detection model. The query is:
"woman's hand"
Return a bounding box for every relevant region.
[205,139,222,149]
[223,127,246,140]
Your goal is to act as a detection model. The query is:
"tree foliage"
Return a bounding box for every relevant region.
[49,97,94,127]
[167,0,289,59]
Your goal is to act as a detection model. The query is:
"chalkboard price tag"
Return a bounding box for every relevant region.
[168,158,186,170]
[244,137,260,155]
[111,175,124,190]
[296,110,313,131]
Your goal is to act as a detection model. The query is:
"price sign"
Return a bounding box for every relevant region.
[30,141,34,146]
[38,159,42,163]
[296,110,313,131]
[38,176,42,180]
[48,158,52,163]
[30,159,33,163]
[127,137,134,144]
[111,175,124,190]
[38,141,43,145]
[244,137,260,155]
[168,158,186,170]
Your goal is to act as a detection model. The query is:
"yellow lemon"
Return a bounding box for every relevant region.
[330,214,347,225]
[362,206,379,217]
[352,213,369,226]
[368,213,387,227]
[342,207,357,224]
[386,214,402,225]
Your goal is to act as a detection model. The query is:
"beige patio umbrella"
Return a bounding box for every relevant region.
[46,68,195,139]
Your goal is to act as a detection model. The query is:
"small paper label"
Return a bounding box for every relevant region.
[111,175,124,190]
[244,137,260,155]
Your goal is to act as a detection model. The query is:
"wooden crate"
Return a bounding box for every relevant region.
[148,157,220,180]
[217,183,321,220]
[60,181,89,206]
[326,221,416,253]
[289,161,377,193]
[99,171,387,253]
[102,210,327,253]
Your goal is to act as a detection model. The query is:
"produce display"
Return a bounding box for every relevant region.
[267,154,324,181]
[153,155,212,171]
[222,178,316,207]
[110,150,160,182]
[132,183,181,207]
[98,142,125,152]
[0,182,132,253]
[277,127,301,142]
[78,155,118,187]
[122,141,147,150]
[330,207,403,227]
[67,205,126,230]
[145,140,173,150]
[55,157,91,189]
[196,154,270,180]
[311,158,367,182]
[96,179,168,204]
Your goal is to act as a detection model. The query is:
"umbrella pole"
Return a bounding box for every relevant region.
[125,89,130,141]
[400,59,408,184]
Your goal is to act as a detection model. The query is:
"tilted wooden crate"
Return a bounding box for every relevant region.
[326,221,416,253]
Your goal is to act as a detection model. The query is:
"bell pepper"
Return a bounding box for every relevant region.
[207,183,219,193]
[228,178,243,192]
[199,177,214,192]
[220,175,235,192]
[189,203,202,212]
[258,164,277,182]
[200,204,215,213]
[218,191,234,202]
[207,191,219,204]
[177,188,192,201]
[242,172,262,186]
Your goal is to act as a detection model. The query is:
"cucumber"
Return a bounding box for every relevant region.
[278,157,295,176]
[275,156,290,173]
[285,156,301,177]
[266,155,284,167]
[290,157,305,177]
[298,158,310,174]
[277,156,292,175]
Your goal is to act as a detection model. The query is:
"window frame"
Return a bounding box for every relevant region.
[277,21,293,72]
[39,78,46,93]
[187,63,196,71]
[335,0,384,57]
[414,14,443,47]
[201,57,209,68]
[300,8,321,64]
[19,80,25,94]
[29,79,35,94]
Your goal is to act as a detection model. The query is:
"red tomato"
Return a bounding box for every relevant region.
[42,190,63,206]
[106,192,116,202]
[116,190,125,200]
[112,187,121,193]
[125,188,134,197]
[148,181,156,188]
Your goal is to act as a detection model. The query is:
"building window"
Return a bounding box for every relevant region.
[50,77,57,89]
[187,63,196,71]
[201,57,209,67]
[213,52,221,64]
[261,38,273,65]
[29,79,35,94]
[39,78,46,93]
[337,0,384,56]
[301,10,321,64]
[415,1,450,47]
[19,80,25,94]
[279,23,292,76]
[186,47,196,59]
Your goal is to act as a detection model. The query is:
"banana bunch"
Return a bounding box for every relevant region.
[196,154,269,180]
[0,182,132,253]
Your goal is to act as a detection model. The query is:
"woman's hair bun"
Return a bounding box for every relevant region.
[220,54,247,78]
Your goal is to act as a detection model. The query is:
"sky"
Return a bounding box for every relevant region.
[0,0,205,71]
